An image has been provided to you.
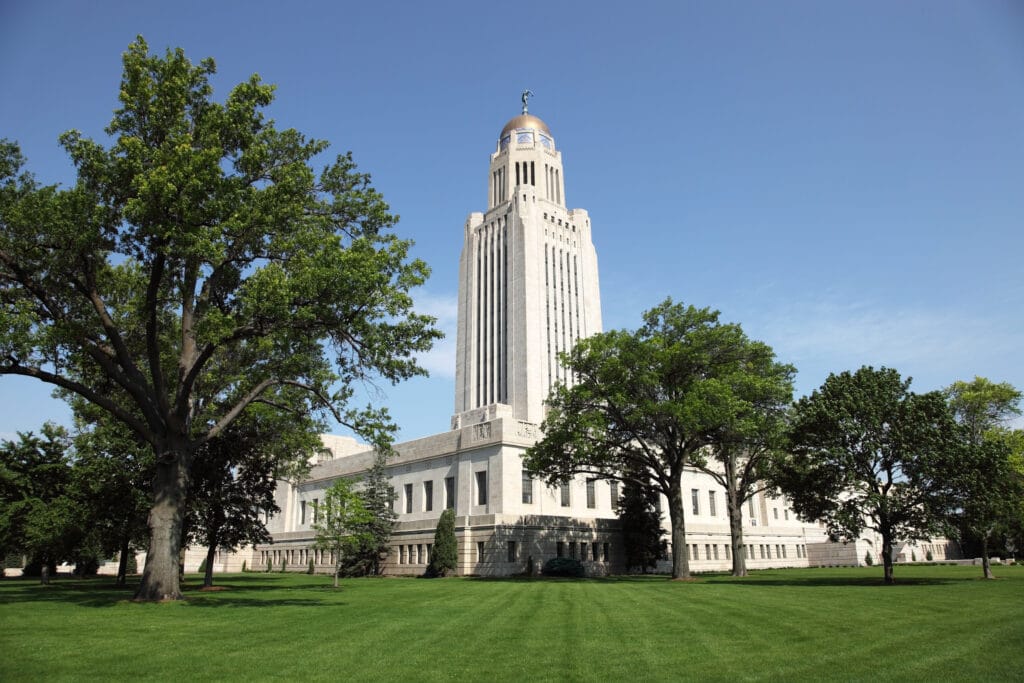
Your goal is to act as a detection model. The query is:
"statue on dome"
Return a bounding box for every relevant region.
[521,89,533,115]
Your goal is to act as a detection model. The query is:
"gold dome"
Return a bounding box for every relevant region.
[499,114,551,139]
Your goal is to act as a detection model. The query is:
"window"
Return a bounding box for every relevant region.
[560,482,570,507]
[593,542,600,562]
[784,509,789,521]
[603,543,610,562]
[581,542,588,560]
[708,491,716,517]
[404,483,413,514]
[445,476,455,510]
[691,544,699,560]
[417,544,423,564]
[475,471,488,506]
[609,481,619,508]
[570,542,577,559]
[507,541,517,562]
[760,545,766,559]
[300,501,307,525]
[399,546,405,564]
[773,507,779,520]
[705,544,711,560]
[424,481,433,512]
[586,479,596,508]
[713,544,719,560]
[781,545,787,559]
[748,496,756,517]
[477,541,485,563]
[724,544,731,560]
[522,470,533,504]
[556,541,564,558]
[691,488,700,515]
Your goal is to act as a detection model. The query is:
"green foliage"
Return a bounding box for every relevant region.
[266,556,272,573]
[313,478,374,587]
[864,551,873,566]
[307,558,315,575]
[926,550,933,562]
[281,558,286,573]
[426,508,458,577]
[198,557,208,574]
[338,451,397,576]
[542,557,585,577]
[0,37,441,600]
[525,299,792,580]
[617,473,666,573]
[773,366,960,584]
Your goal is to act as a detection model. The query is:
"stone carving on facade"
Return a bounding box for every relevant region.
[473,423,492,440]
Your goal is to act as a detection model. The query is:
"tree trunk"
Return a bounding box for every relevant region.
[333,559,340,588]
[203,541,217,588]
[726,490,747,577]
[666,482,690,579]
[116,530,130,587]
[981,534,995,580]
[881,532,895,585]
[135,445,191,601]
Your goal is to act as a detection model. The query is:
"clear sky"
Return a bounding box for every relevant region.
[2,1,1022,443]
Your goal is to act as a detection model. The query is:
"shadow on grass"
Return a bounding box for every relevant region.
[464,571,965,587]
[0,575,346,608]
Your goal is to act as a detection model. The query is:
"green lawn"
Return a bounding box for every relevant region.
[1,565,1022,681]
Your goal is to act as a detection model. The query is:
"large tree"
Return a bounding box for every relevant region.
[0,425,79,584]
[340,451,397,576]
[524,299,792,579]
[0,39,440,600]
[943,377,1023,578]
[773,367,959,584]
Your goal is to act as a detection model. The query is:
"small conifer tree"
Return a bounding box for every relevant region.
[864,551,874,566]
[426,509,458,577]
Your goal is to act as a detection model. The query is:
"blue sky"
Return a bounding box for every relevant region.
[2,1,1022,442]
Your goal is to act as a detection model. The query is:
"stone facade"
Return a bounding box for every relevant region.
[253,106,956,576]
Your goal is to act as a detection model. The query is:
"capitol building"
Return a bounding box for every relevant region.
[238,101,957,576]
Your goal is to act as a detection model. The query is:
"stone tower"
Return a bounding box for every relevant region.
[453,98,602,427]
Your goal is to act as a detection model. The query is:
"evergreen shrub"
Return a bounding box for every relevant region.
[864,552,873,566]
[542,557,585,578]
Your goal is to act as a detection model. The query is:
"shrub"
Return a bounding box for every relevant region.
[425,509,458,578]
[542,557,585,578]
[280,557,286,572]
[926,550,933,561]
[911,551,917,562]
[307,558,315,574]
[864,552,873,566]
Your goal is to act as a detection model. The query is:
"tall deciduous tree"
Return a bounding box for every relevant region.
[525,299,790,579]
[773,367,959,584]
[943,377,1023,578]
[312,478,373,588]
[0,39,440,600]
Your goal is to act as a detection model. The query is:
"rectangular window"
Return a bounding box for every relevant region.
[507,541,517,562]
[775,544,781,558]
[404,483,413,514]
[691,489,700,515]
[748,496,756,517]
[692,544,699,560]
[705,544,711,560]
[556,541,564,558]
[399,546,405,564]
[424,481,434,512]
[603,542,610,562]
[784,509,789,521]
[569,542,577,559]
[708,491,716,517]
[522,470,533,504]
[300,501,307,525]
[781,545,787,559]
[445,476,455,510]
[581,542,588,560]
[609,481,619,508]
[592,541,600,562]
[477,541,485,563]
[773,507,779,520]
[417,544,423,564]
[713,544,719,560]
[586,479,596,508]
[760,545,766,559]
[560,482,571,507]
[724,544,731,560]
[476,471,488,506]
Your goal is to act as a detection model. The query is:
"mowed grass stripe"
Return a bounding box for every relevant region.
[0,565,1022,681]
